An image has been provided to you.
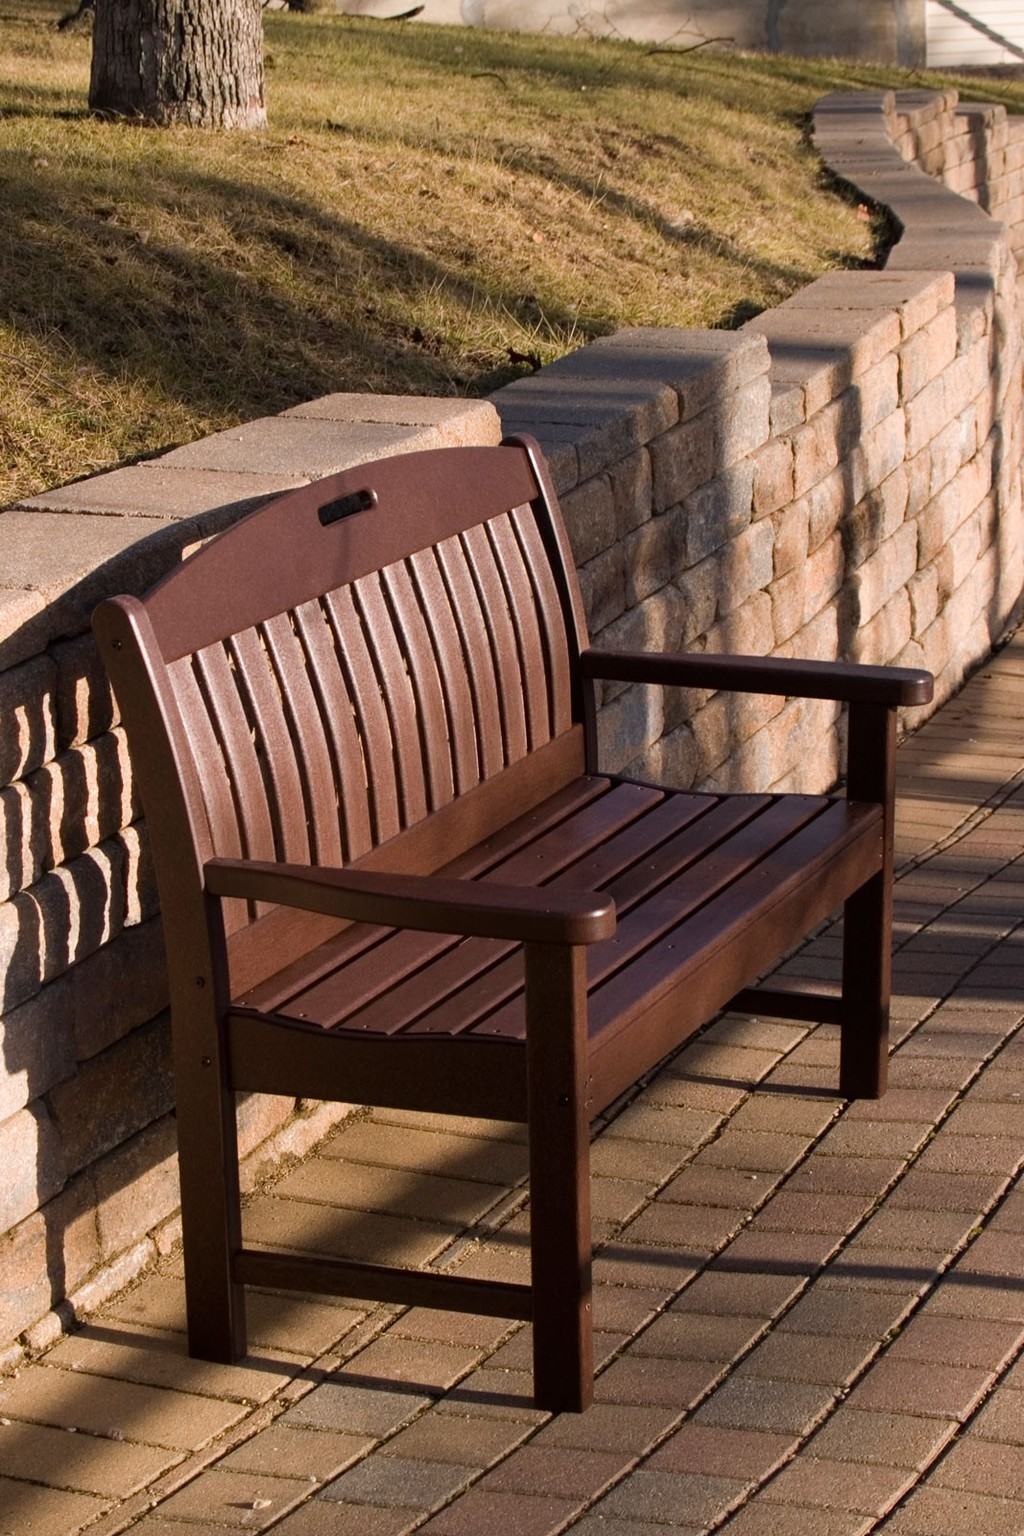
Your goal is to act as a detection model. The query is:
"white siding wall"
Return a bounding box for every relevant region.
[926,1,1024,66]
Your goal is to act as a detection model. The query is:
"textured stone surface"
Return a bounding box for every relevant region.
[47,1014,174,1178]
[18,465,304,523]
[158,416,423,477]
[0,1101,66,1233]
[0,982,76,1121]
[0,511,189,648]
[0,656,57,789]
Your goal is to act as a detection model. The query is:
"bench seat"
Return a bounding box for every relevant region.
[226,774,881,1123]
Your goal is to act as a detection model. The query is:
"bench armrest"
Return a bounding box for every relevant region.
[580,649,933,707]
[205,857,616,946]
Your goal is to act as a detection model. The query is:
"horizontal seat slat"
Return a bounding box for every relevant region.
[236,787,877,1056]
[239,765,604,1014]
[279,780,652,1029]
[229,791,882,1119]
[399,790,746,1040]
[589,799,883,1045]
[238,782,713,1028]
[588,808,884,1111]
[228,726,587,1001]
[466,794,820,1042]
[331,782,667,1036]
[282,792,779,1044]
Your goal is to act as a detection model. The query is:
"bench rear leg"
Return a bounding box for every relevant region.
[525,943,594,1413]
[840,702,896,1099]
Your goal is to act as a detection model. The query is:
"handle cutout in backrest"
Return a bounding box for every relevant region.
[318,488,378,526]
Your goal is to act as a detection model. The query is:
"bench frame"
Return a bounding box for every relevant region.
[94,436,931,1412]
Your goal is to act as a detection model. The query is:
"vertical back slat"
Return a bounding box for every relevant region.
[292,599,374,863]
[486,512,551,752]
[262,612,344,869]
[323,585,402,846]
[434,535,505,782]
[408,548,480,797]
[353,573,428,830]
[192,640,277,868]
[168,656,248,934]
[460,523,529,766]
[510,505,574,737]
[512,434,591,661]
[381,561,455,812]
[229,627,311,865]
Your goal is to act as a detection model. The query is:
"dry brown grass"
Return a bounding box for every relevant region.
[2,1,1021,503]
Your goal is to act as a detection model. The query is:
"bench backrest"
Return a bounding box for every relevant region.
[94,440,590,986]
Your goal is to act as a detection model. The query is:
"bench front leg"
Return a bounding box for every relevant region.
[841,701,897,1099]
[173,894,248,1362]
[524,942,594,1413]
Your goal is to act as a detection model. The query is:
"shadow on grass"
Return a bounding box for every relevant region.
[0,146,589,445]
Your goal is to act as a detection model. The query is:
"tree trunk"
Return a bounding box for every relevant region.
[90,0,266,129]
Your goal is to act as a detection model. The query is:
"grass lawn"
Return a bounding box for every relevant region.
[1,2,1022,505]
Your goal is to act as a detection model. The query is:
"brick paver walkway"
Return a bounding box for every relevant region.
[1,636,1022,1536]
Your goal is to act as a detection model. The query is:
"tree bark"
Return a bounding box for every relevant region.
[90,0,267,129]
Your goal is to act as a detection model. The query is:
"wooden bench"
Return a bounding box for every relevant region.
[93,437,932,1412]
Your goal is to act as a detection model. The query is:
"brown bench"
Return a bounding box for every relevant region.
[93,437,932,1412]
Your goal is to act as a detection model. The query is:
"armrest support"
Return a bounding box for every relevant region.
[580,648,933,707]
[205,858,616,945]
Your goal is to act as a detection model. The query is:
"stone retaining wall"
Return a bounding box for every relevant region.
[490,87,1024,792]
[891,89,1024,243]
[0,85,1021,1363]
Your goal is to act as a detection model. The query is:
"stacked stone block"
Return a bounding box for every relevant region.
[0,397,501,1365]
[884,86,1024,301]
